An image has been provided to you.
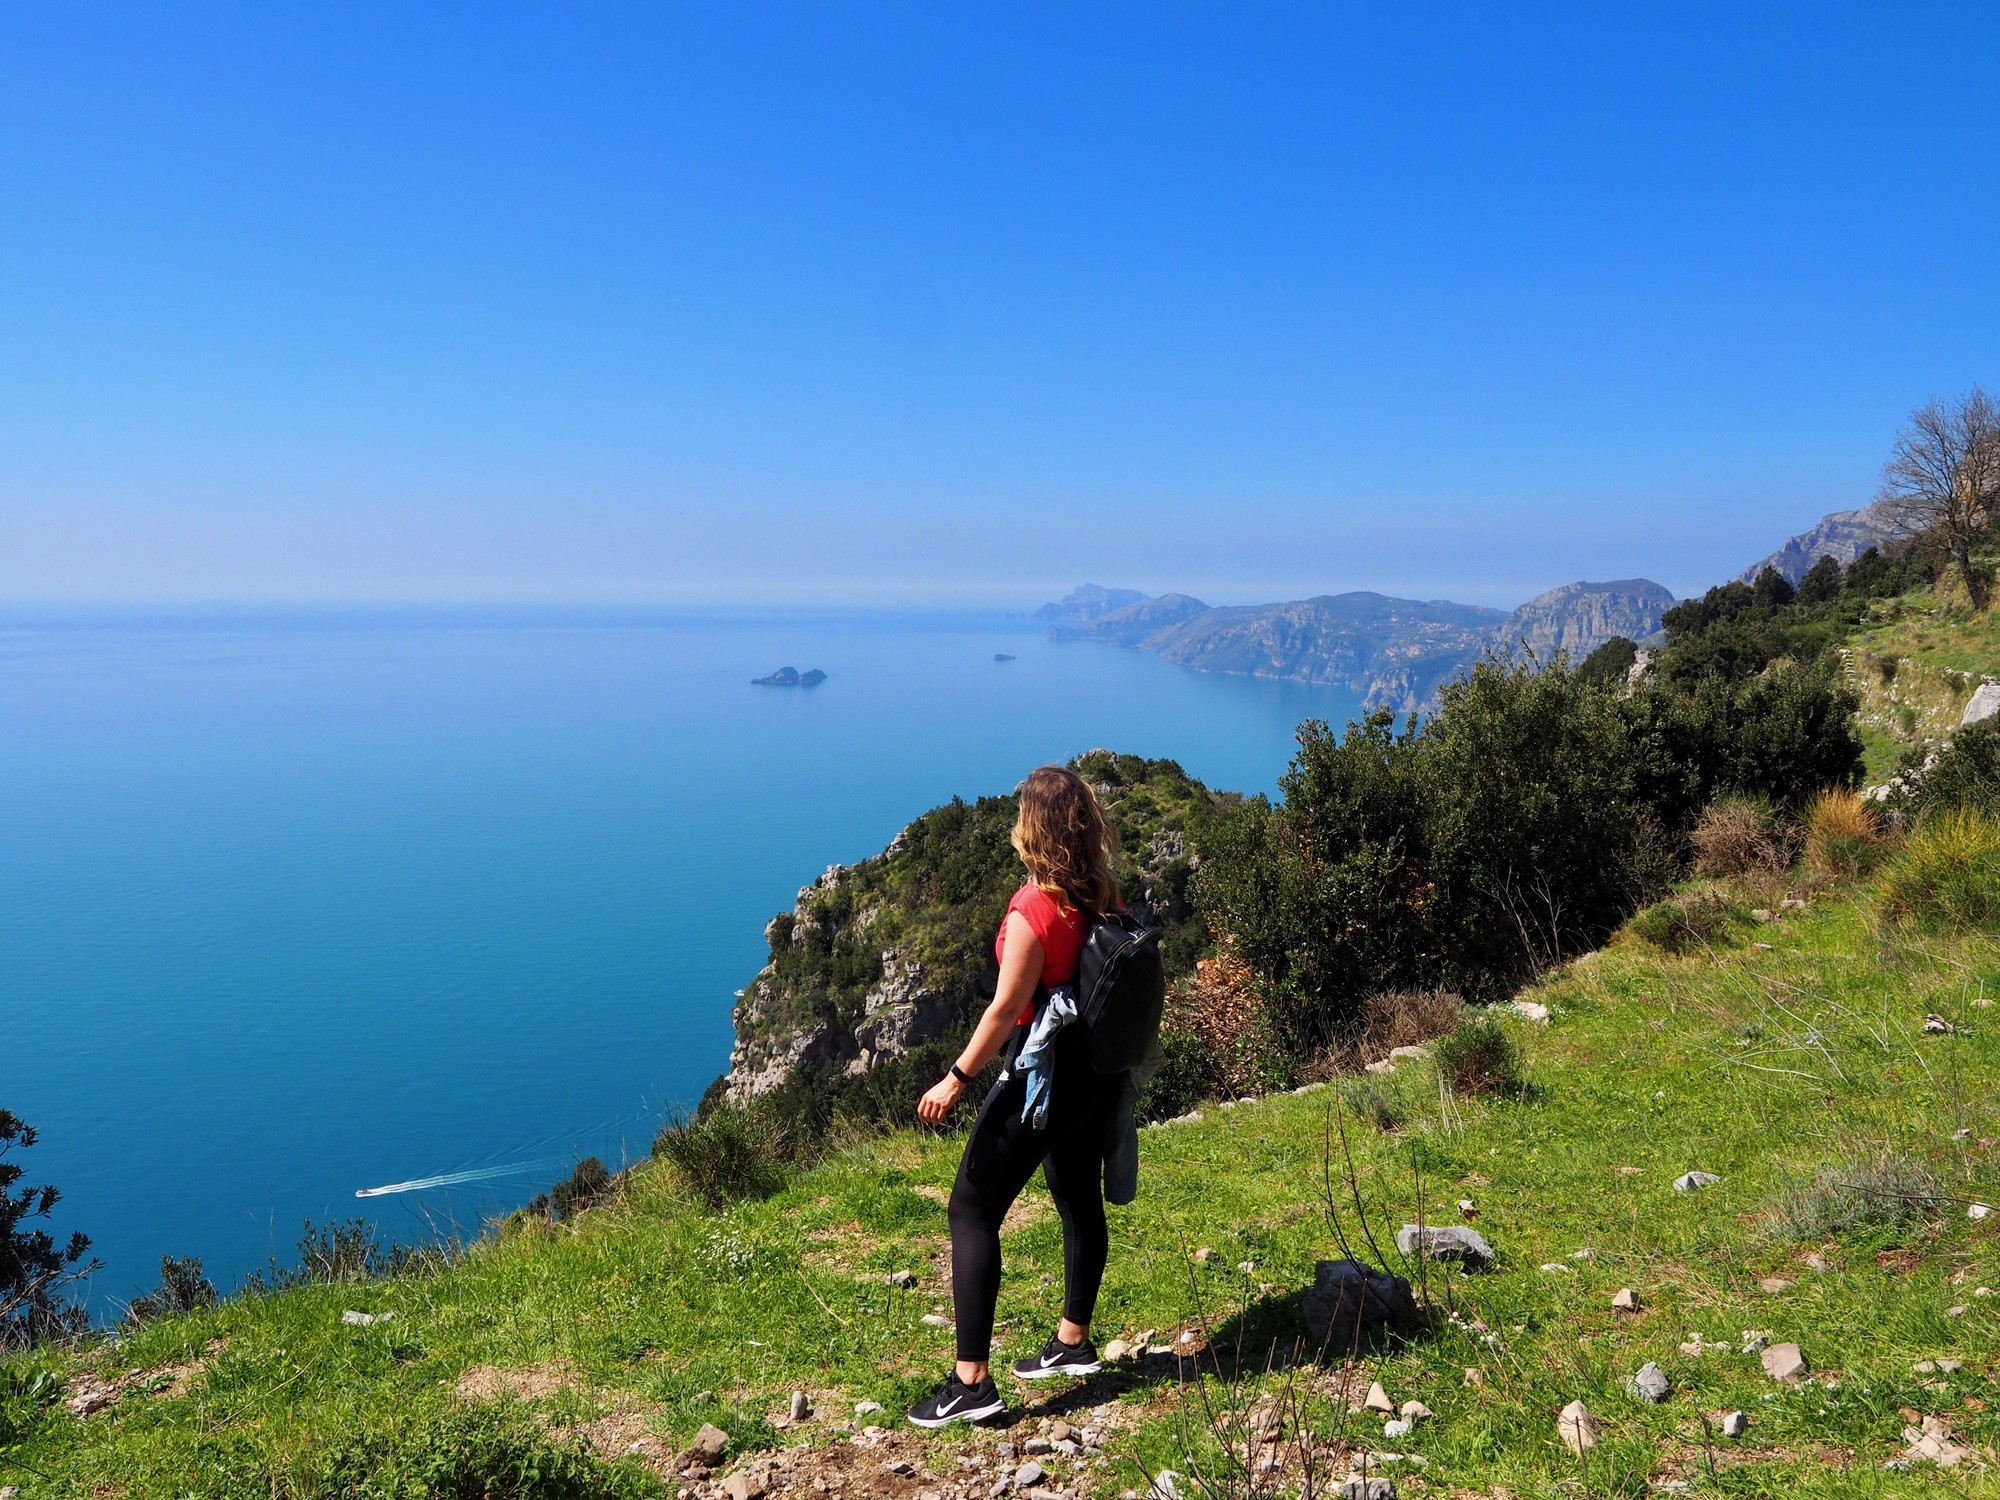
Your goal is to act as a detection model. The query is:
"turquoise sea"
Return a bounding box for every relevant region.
[0,609,1361,1311]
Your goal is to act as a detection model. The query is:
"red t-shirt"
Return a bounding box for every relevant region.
[994,881,1087,1025]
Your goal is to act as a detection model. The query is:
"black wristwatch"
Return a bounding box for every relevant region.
[949,1063,973,1086]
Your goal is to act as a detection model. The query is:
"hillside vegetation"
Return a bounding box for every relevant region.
[6,832,2000,1497]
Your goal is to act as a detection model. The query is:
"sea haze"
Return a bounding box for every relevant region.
[0,607,1362,1309]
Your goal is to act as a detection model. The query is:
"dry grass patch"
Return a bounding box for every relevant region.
[1691,795,1787,876]
[1163,949,1270,1096]
[1804,787,1887,881]
[1330,988,1466,1072]
[454,1359,583,1405]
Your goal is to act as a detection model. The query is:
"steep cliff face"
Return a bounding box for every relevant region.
[1493,579,1676,661]
[723,752,1223,1103]
[1736,500,1907,584]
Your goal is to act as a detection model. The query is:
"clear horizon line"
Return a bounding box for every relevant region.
[0,572,1683,616]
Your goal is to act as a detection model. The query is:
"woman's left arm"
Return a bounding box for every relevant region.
[917,910,1043,1124]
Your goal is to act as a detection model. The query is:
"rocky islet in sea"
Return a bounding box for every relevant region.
[751,666,828,687]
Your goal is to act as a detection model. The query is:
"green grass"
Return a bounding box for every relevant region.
[1850,590,2000,680]
[8,874,2000,1497]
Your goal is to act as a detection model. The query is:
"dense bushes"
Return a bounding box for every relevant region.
[1202,659,1668,1056]
[1621,659,1864,831]
[1657,549,1930,687]
[1913,721,2000,820]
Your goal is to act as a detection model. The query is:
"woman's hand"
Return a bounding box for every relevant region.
[917,1073,965,1124]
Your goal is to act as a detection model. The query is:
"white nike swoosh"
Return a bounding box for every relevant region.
[936,1395,964,1415]
[1039,1352,1066,1367]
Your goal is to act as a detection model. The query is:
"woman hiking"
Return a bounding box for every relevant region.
[907,765,1127,1428]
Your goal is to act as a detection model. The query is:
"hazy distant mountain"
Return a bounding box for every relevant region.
[1053,592,1212,647]
[1055,590,1504,711]
[1735,499,1907,585]
[1042,577,1676,711]
[1033,583,1148,628]
[1494,579,1676,661]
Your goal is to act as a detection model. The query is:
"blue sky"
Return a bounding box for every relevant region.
[3,4,1996,609]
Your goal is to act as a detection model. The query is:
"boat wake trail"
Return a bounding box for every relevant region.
[355,1161,555,1198]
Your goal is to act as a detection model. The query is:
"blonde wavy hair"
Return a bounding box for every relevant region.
[1011,765,1120,915]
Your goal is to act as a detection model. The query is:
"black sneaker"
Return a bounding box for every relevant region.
[906,1373,1007,1428]
[1011,1333,1102,1381]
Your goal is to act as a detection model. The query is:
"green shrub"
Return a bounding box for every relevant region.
[125,1255,218,1326]
[1914,721,2000,820]
[1878,810,2000,933]
[1138,1027,1222,1123]
[1763,1153,1943,1244]
[1339,1078,1404,1131]
[653,1107,790,1209]
[1199,659,1653,1055]
[0,1362,63,1448]
[318,1401,649,1500]
[1433,1015,1525,1099]
[1622,659,1864,829]
[1576,635,1639,689]
[243,1218,451,1295]
[549,1158,612,1222]
[1,1108,96,1349]
[1628,889,1745,953]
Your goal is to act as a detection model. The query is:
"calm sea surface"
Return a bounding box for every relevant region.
[0,609,1360,1310]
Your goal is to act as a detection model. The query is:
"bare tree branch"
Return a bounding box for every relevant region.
[1879,387,2000,610]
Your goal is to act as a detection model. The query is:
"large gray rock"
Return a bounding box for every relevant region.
[1396,1224,1495,1270]
[1304,1259,1423,1354]
[1629,1362,1671,1403]
[1963,682,2000,728]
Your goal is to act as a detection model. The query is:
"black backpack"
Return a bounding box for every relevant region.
[1072,910,1166,1074]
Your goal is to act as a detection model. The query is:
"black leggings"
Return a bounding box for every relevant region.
[947,1027,1120,1364]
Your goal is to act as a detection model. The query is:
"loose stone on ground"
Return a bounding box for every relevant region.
[1557,1400,1599,1455]
[1761,1342,1808,1383]
[1629,1362,1671,1403]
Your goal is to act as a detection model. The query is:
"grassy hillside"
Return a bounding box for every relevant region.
[1846,591,2000,778]
[7,861,2000,1498]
